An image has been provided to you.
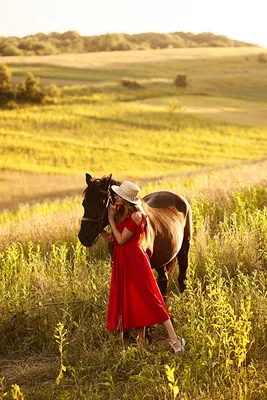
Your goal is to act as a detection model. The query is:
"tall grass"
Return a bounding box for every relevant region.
[1,47,267,398]
[0,174,266,399]
[1,100,267,178]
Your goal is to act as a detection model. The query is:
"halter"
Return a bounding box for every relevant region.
[81,177,113,245]
[81,188,111,224]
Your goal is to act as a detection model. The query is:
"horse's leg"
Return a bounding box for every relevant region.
[156,260,175,301]
[156,266,169,301]
[177,238,190,293]
[177,205,192,293]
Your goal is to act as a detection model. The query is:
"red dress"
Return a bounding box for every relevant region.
[107,213,170,331]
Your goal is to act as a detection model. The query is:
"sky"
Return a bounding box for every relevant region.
[1,0,267,48]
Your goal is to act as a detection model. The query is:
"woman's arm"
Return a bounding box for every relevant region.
[108,219,133,245]
[108,208,142,246]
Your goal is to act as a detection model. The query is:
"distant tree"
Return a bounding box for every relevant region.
[61,31,80,40]
[0,43,23,56]
[16,72,43,103]
[98,34,117,51]
[174,74,188,88]
[32,41,57,55]
[114,41,131,51]
[0,31,256,57]
[0,64,11,84]
[0,65,61,108]
[258,53,267,63]
[0,64,15,107]
[34,32,48,40]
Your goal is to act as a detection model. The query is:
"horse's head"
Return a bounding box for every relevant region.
[78,173,114,247]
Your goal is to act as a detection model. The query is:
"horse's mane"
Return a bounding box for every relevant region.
[83,176,121,199]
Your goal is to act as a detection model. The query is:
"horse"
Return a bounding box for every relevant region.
[78,173,192,297]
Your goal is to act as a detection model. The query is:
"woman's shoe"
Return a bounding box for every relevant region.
[170,336,186,354]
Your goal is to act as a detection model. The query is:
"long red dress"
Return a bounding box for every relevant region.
[107,212,170,331]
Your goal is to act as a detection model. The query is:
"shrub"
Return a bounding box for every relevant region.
[174,73,188,87]
[42,84,61,104]
[121,78,143,89]
[257,53,267,63]
[0,65,61,108]
[16,72,43,103]
[0,63,11,85]
[0,64,15,107]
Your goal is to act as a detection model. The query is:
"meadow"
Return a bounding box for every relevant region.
[0,47,267,399]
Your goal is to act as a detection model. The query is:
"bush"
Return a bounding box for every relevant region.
[174,73,188,87]
[0,64,15,107]
[16,72,43,103]
[0,64,11,84]
[257,53,267,63]
[121,78,143,89]
[41,84,61,104]
[0,65,61,108]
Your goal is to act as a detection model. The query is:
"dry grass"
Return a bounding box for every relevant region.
[0,170,85,211]
[139,95,267,127]
[1,159,266,251]
[141,158,267,202]
[0,47,265,69]
[0,209,80,249]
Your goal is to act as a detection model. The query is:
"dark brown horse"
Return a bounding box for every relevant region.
[78,173,192,296]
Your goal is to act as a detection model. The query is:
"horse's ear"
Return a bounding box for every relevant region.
[85,173,92,185]
[106,173,112,187]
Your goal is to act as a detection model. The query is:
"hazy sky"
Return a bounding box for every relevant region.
[1,0,267,47]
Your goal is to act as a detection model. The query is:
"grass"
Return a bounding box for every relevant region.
[0,176,266,399]
[0,48,267,204]
[2,47,266,101]
[1,100,267,180]
[1,47,265,69]
[0,47,267,399]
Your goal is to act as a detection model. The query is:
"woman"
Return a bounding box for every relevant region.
[101,180,185,354]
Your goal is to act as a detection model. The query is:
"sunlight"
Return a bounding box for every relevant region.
[1,0,267,47]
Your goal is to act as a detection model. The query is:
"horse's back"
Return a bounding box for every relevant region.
[143,190,189,215]
[142,191,192,269]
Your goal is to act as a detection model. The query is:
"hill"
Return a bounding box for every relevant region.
[0,30,256,57]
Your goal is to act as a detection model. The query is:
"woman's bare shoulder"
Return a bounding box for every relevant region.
[131,211,142,225]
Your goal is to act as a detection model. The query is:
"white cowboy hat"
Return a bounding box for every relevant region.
[111,181,142,205]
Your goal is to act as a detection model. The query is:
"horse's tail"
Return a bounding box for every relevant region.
[184,199,193,243]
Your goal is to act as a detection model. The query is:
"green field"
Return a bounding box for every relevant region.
[0,47,267,399]
[1,47,267,207]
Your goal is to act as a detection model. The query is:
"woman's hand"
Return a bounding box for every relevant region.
[108,204,116,223]
[101,230,113,243]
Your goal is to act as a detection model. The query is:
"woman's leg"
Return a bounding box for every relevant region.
[136,327,145,342]
[162,319,177,343]
[163,319,185,353]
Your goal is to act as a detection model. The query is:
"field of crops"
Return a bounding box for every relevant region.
[0,47,267,399]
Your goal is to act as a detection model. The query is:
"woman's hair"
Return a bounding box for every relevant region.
[115,200,151,250]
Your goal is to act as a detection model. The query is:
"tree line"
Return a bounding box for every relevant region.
[0,31,255,57]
